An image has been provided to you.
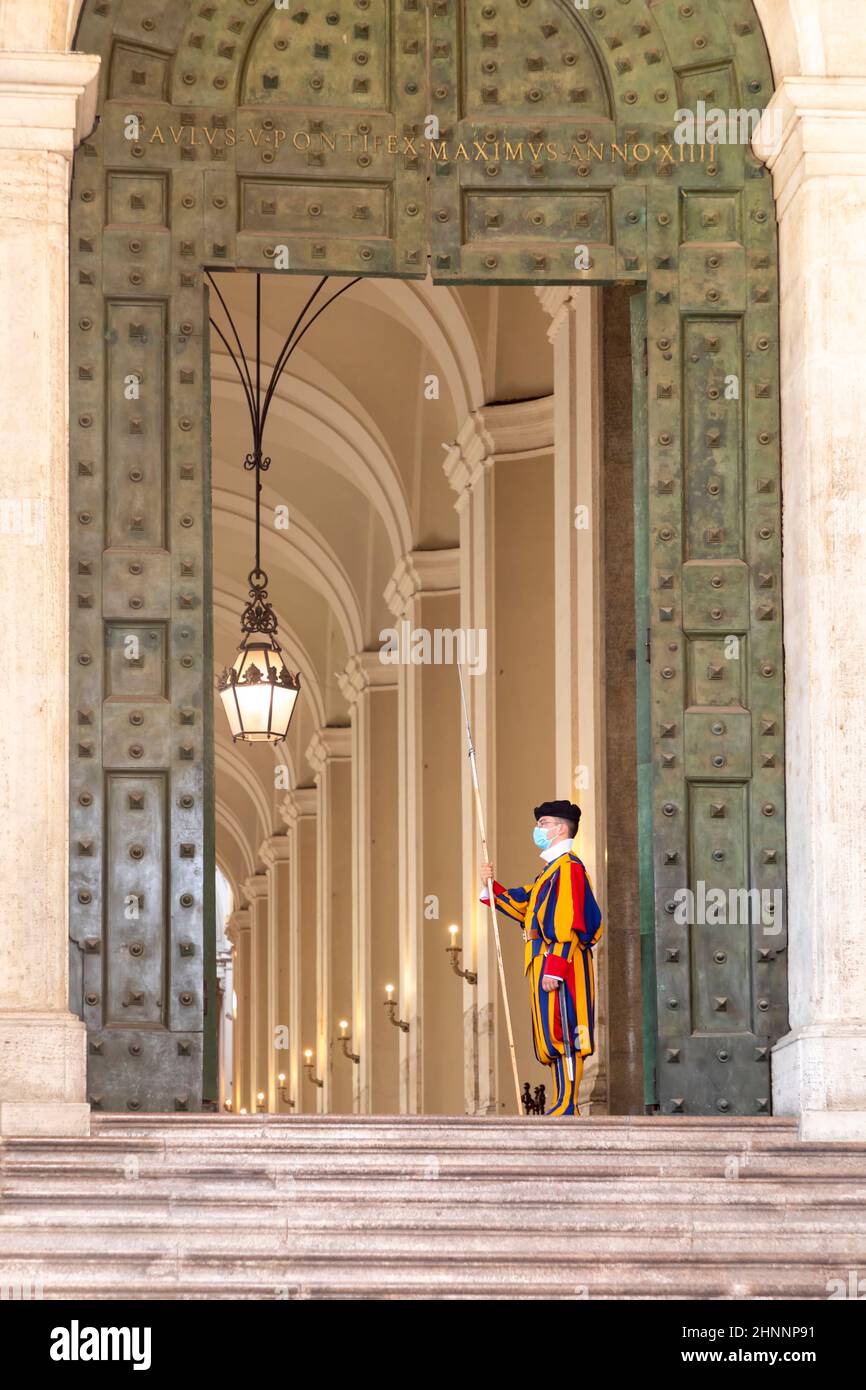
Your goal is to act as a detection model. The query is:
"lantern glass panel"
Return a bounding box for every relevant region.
[219,640,299,742]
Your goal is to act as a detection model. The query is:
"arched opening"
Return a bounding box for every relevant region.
[68,0,785,1120]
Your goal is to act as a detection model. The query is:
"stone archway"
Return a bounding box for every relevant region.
[0,0,861,1140]
[63,0,788,1117]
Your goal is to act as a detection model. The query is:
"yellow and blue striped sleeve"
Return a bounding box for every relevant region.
[480,878,533,924]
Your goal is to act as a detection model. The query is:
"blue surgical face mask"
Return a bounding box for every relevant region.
[533,826,551,850]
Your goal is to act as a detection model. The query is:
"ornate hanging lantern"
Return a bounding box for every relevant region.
[209,270,358,744]
[218,567,300,743]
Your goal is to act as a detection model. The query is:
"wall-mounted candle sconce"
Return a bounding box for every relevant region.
[224,1099,233,1113]
[384,983,410,1032]
[303,1047,324,1088]
[446,924,477,984]
[277,1071,295,1108]
[256,1090,266,1112]
[338,1019,360,1064]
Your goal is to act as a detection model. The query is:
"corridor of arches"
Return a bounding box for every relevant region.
[210,274,642,1117]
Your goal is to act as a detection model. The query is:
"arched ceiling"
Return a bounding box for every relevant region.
[209,270,553,816]
[206,269,553,870]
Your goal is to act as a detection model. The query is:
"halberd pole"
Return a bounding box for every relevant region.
[457,663,523,1116]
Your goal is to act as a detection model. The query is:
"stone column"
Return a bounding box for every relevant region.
[385,551,462,1114]
[215,942,233,1113]
[259,834,292,1113]
[306,727,352,1114]
[338,652,399,1114]
[226,907,250,1113]
[242,874,269,1114]
[0,52,100,1137]
[537,286,609,1113]
[757,79,866,1140]
[280,787,317,1114]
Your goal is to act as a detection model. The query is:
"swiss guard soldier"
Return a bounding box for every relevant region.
[480,800,603,1117]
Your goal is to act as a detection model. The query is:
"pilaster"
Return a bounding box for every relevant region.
[306,726,352,1113]
[756,78,866,1138]
[0,50,99,1137]
[259,835,292,1114]
[338,652,399,1114]
[241,874,269,1114]
[386,550,461,1114]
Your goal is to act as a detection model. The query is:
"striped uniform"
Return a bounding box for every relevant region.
[482,851,603,1117]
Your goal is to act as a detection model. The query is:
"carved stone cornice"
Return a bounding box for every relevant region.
[754,77,866,220]
[0,53,101,156]
[337,649,399,706]
[384,548,460,618]
[534,286,588,344]
[306,725,352,776]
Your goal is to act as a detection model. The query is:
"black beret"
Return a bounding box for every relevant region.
[534,799,582,827]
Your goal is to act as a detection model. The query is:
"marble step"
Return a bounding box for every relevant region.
[1,1203,864,1241]
[89,1115,807,1148]
[0,1251,849,1301]
[6,1147,866,1183]
[3,1116,863,1300]
[5,1173,866,1207]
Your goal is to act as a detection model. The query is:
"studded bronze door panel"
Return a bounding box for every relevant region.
[73,0,785,1116]
[85,0,428,280]
[427,0,786,1115]
[71,11,212,1116]
[70,0,429,1112]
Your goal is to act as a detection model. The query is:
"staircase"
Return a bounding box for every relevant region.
[2,1114,865,1299]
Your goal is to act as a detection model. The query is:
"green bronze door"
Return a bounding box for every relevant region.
[71,0,786,1116]
[425,0,787,1115]
[69,0,429,1113]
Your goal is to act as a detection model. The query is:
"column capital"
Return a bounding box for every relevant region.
[384,548,460,618]
[0,52,101,157]
[755,76,866,219]
[259,833,292,868]
[443,400,553,506]
[241,873,269,904]
[306,724,351,775]
[337,649,399,705]
[280,786,317,828]
[226,907,251,941]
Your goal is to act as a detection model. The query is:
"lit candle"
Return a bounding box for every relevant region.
[304,1048,313,1061]
[385,983,394,1000]
[339,1019,348,1036]
[448,924,459,941]
[240,1107,247,1115]
[278,1072,286,1084]
[257,1091,265,1103]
